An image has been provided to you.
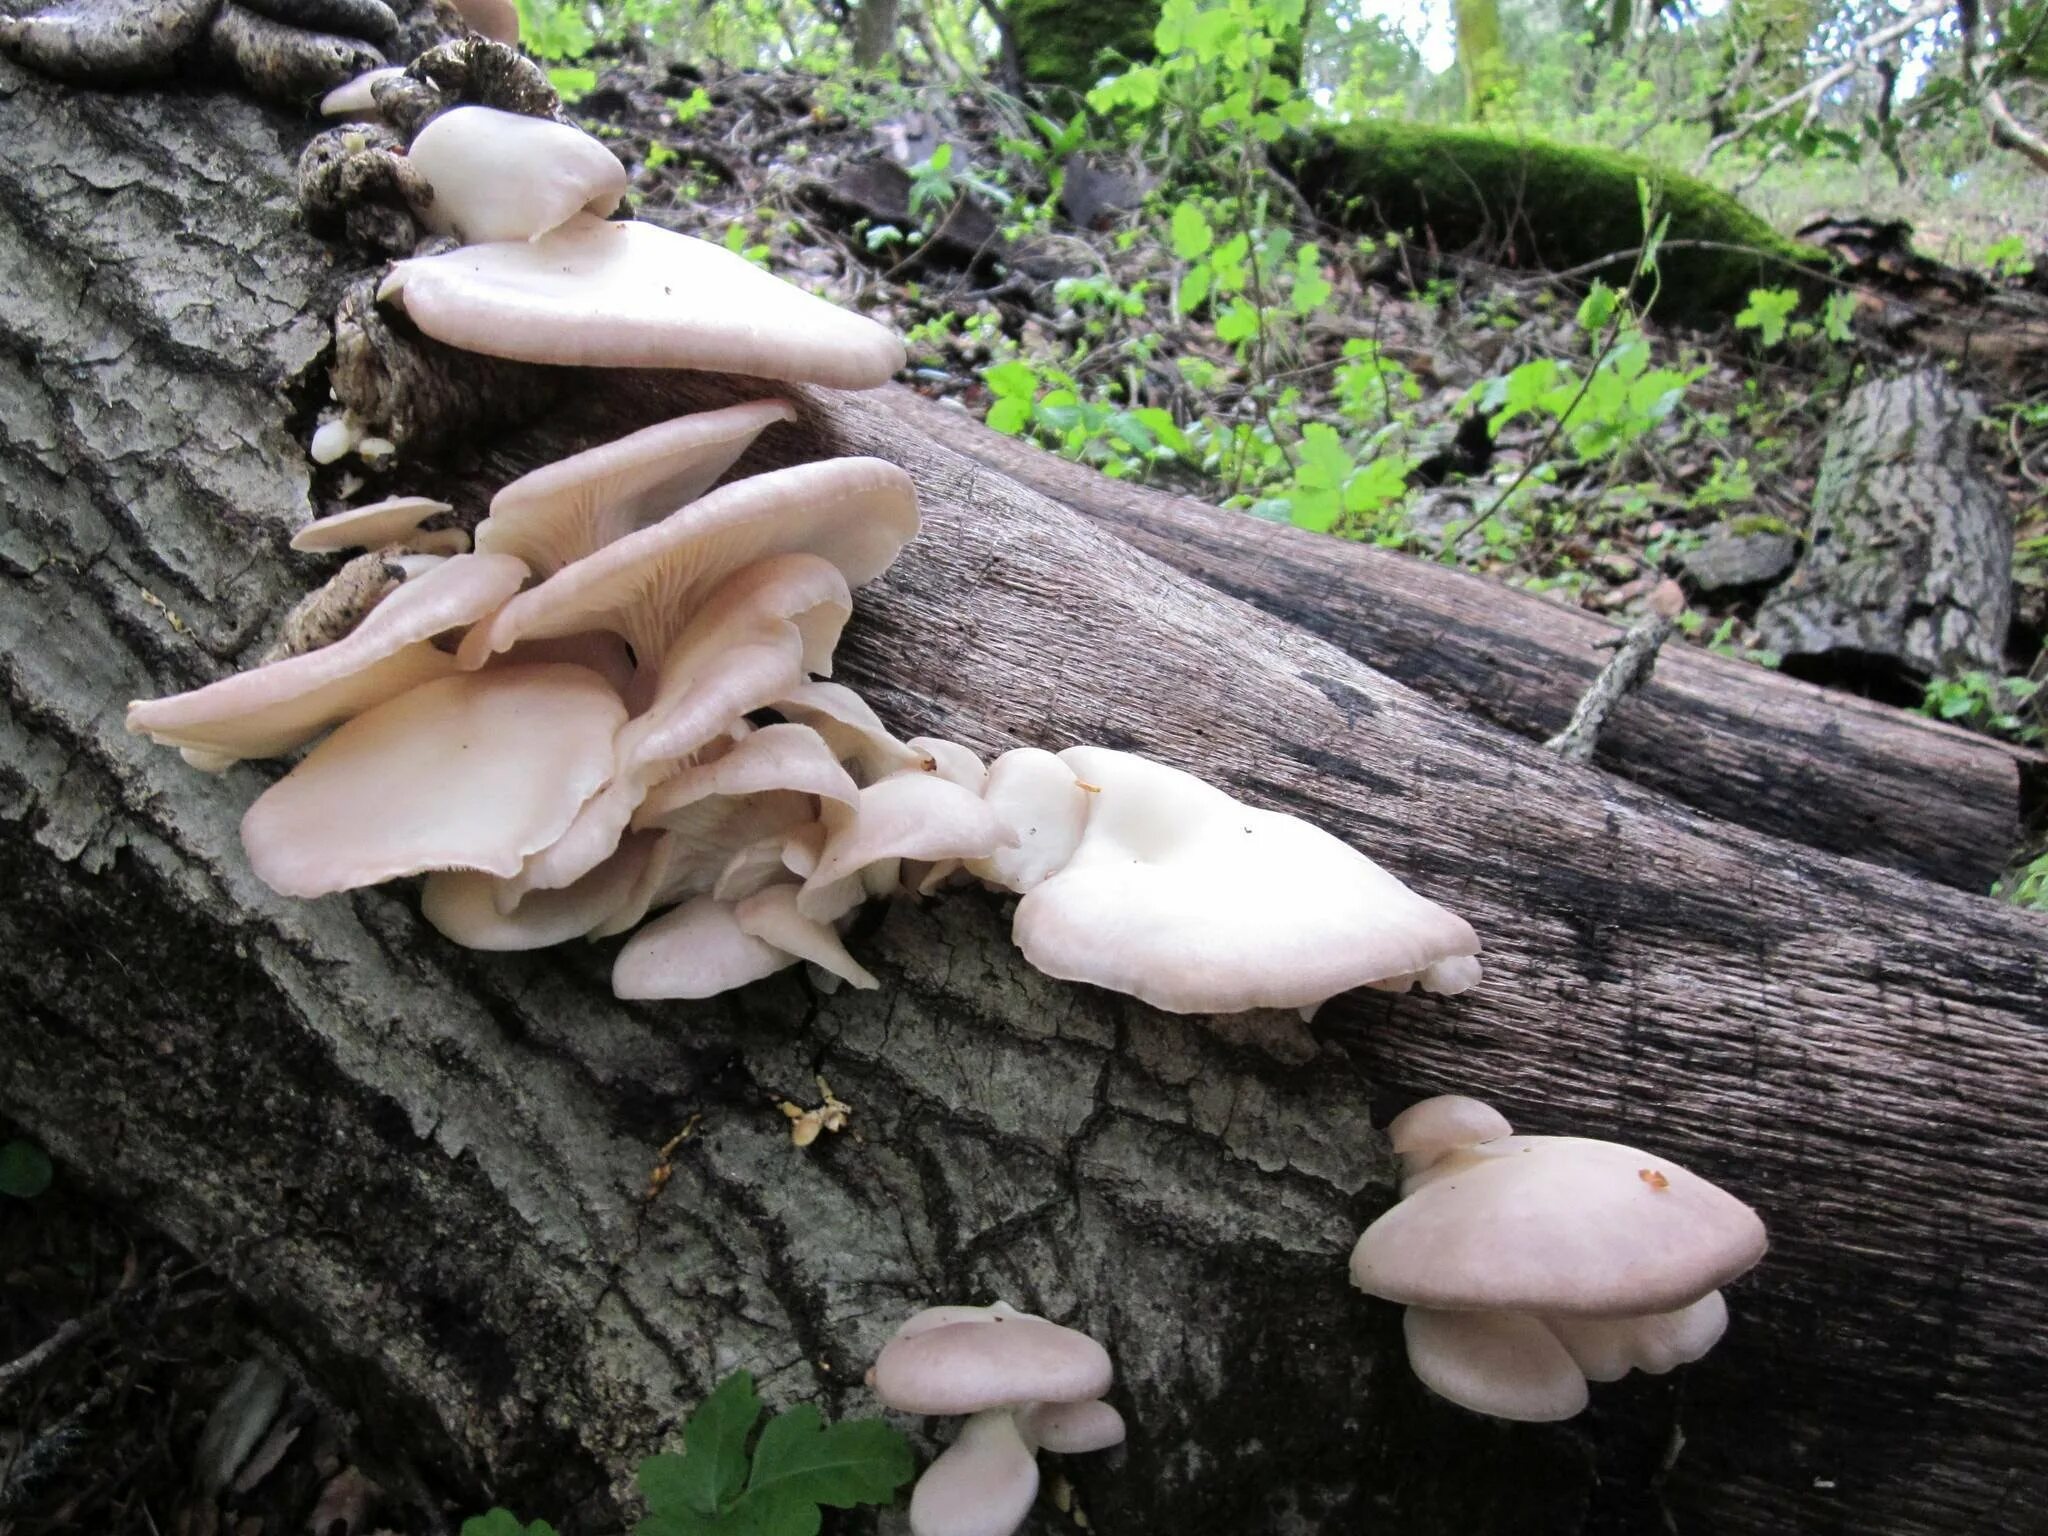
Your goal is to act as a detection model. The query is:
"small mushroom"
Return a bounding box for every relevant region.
[1348,1094,1768,1422]
[421,831,659,950]
[802,772,1016,920]
[320,63,407,118]
[1010,746,1482,1015]
[612,893,801,1000]
[290,495,459,553]
[378,212,907,388]
[404,106,628,245]
[475,399,796,577]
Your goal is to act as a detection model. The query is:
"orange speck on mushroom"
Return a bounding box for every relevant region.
[1639,1168,1671,1190]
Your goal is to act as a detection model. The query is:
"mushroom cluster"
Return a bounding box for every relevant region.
[868,1302,1125,1536]
[1349,1095,1768,1421]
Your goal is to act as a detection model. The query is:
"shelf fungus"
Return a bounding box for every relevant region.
[868,1302,1125,1536]
[1349,1094,1768,1422]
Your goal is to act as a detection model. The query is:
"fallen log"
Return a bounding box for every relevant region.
[2,61,2046,1536]
[879,388,2031,892]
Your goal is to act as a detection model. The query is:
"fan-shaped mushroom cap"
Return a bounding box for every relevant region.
[1388,1094,1516,1187]
[448,0,518,45]
[1548,1290,1730,1382]
[733,883,878,990]
[1348,1127,1768,1318]
[1010,746,1481,1015]
[477,399,797,577]
[803,773,1016,919]
[421,832,657,950]
[125,552,527,767]
[870,1304,1112,1417]
[379,213,906,387]
[1016,1398,1126,1455]
[290,495,458,553]
[612,893,799,1000]
[635,722,858,826]
[907,1410,1040,1536]
[241,662,624,898]
[1403,1309,1589,1423]
[773,682,932,781]
[964,748,1090,894]
[321,65,408,118]
[405,106,626,246]
[910,736,987,793]
[603,788,820,937]
[456,458,916,673]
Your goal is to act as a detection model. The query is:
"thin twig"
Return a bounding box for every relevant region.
[1546,592,1683,764]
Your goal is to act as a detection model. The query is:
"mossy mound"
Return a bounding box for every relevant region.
[1283,120,1826,325]
[1008,0,1160,95]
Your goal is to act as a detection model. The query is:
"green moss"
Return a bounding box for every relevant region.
[1009,0,1160,94]
[1283,120,1825,323]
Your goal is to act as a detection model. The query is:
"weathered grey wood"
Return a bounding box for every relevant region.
[879,388,2029,892]
[2,61,2046,1536]
[1758,368,2015,680]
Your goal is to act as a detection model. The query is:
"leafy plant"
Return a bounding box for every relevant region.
[0,1138,53,1199]
[461,1513,557,1536]
[1734,286,1802,348]
[1995,850,2048,911]
[634,1370,912,1536]
[1918,671,2044,745]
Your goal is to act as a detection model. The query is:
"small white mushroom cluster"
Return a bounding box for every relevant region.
[1349,1095,1768,1422]
[868,1302,1124,1536]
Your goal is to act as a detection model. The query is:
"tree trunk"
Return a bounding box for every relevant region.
[1454,0,1510,116]
[852,0,899,68]
[879,389,2030,892]
[3,61,2047,1536]
[1757,369,2016,684]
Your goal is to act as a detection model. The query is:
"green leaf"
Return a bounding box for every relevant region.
[1213,299,1260,344]
[980,361,1039,401]
[640,1372,763,1521]
[1169,202,1213,261]
[1821,290,1857,343]
[1131,407,1192,457]
[986,397,1031,435]
[1177,262,1211,315]
[545,66,597,103]
[742,1406,913,1511]
[1734,287,1801,348]
[0,1139,52,1199]
[1576,280,1618,333]
[460,1512,557,1536]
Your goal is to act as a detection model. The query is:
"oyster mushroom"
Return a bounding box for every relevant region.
[404,105,628,245]
[1348,1094,1769,1422]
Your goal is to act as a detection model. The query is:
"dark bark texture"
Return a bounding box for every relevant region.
[880,388,2030,893]
[1757,368,2015,681]
[2,62,2046,1536]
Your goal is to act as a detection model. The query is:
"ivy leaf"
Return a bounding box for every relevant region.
[0,1139,52,1200]
[639,1371,762,1522]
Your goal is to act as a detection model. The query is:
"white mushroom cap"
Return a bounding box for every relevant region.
[733,883,878,990]
[448,0,520,47]
[240,663,623,898]
[125,553,527,767]
[1387,1094,1516,1188]
[1547,1290,1730,1381]
[379,213,906,387]
[321,65,408,119]
[907,1409,1040,1536]
[773,681,933,781]
[420,832,657,950]
[612,893,800,1000]
[870,1305,1112,1416]
[1015,1398,1126,1455]
[1402,1309,1589,1423]
[910,736,987,793]
[635,722,858,826]
[290,496,458,553]
[456,458,917,674]
[405,107,628,246]
[476,399,796,577]
[802,773,1017,919]
[1348,1126,1768,1318]
[963,747,1090,894]
[1010,746,1482,1015]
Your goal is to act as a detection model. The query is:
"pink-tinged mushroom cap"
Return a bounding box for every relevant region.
[321,65,408,119]
[612,894,799,1000]
[1016,1398,1126,1455]
[421,832,657,950]
[448,0,519,45]
[602,788,820,937]
[635,722,858,826]
[456,458,917,673]
[1403,1309,1589,1423]
[379,213,907,387]
[125,553,528,767]
[240,662,624,898]
[1348,1128,1768,1318]
[290,495,457,553]
[907,1410,1040,1536]
[476,400,796,577]
[733,883,878,990]
[773,682,933,781]
[910,736,987,793]
[870,1307,1112,1416]
[1388,1094,1516,1189]
[802,773,1017,919]
[1547,1290,1730,1381]
[406,107,627,246]
[964,748,1090,894]
[1011,746,1482,1015]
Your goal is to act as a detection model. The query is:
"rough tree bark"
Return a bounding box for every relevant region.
[1757,368,2015,683]
[880,388,2031,892]
[3,61,2046,1536]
